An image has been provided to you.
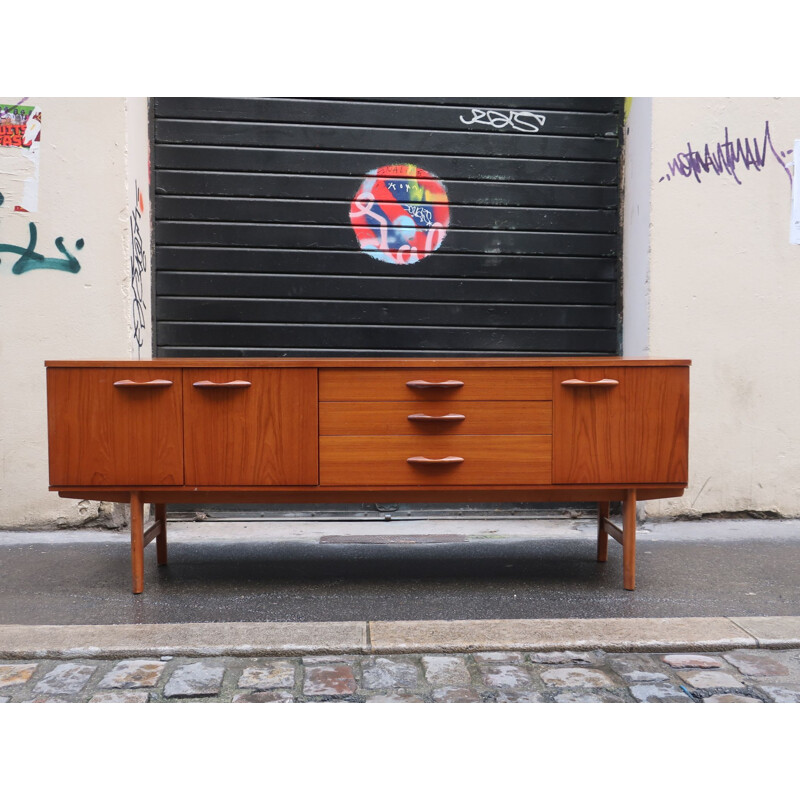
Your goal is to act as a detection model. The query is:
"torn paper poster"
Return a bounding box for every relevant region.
[0,103,41,213]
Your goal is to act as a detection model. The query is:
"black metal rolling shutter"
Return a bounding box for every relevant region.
[152,97,622,357]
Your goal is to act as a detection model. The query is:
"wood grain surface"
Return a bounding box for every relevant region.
[319,435,552,486]
[46,368,184,486]
[553,366,689,484]
[319,401,552,436]
[183,368,318,486]
[319,368,553,401]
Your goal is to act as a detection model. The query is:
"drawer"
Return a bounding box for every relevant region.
[319,435,552,486]
[319,401,552,436]
[319,368,552,401]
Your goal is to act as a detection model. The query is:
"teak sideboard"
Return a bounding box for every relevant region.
[45,358,690,593]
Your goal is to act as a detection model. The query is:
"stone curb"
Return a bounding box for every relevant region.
[0,622,368,659]
[1,616,799,659]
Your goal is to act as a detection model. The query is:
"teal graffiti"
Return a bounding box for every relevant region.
[0,194,84,274]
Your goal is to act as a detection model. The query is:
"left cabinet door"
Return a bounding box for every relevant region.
[47,368,184,486]
[184,368,318,486]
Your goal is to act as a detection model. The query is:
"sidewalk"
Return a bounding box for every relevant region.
[1,517,799,702]
[3,517,800,623]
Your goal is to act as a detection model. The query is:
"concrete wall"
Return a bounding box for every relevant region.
[0,97,151,527]
[624,98,800,517]
[1,97,799,526]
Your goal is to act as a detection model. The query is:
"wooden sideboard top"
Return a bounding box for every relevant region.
[46,357,691,368]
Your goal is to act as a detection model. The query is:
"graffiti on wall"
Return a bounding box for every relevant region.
[350,164,449,265]
[0,194,84,274]
[130,181,147,354]
[792,139,800,245]
[460,107,547,133]
[0,100,42,212]
[658,121,793,187]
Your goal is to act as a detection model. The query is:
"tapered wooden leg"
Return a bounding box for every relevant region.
[597,501,610,562]
[130,491,145,594]
[155,503,168,566]
[623,489,637,591]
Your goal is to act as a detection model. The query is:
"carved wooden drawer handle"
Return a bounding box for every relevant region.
[113,379,173,388]
[407,413,466,422]
[406,380,464,389]
[407,456,465,465]
[192,380,252,388]
[561,379,619,387]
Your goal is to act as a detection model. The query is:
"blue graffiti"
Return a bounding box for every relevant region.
[0,194,84,274]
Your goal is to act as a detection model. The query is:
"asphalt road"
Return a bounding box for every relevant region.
[1,518,798,625]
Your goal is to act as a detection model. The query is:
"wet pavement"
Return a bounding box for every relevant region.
[1,517,799,625]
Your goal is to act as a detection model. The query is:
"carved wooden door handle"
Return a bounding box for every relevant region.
[407,456,465,465]
[406,380,464,389]
[192,380,252,388]
[407,413,466,422]
[560,379,619,387]
[113,379,173,388]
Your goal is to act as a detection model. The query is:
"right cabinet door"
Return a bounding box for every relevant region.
[553,366,689,484]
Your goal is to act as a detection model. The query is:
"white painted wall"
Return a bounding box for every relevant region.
[1,97,799,526]
[0,97,150,527]
[625,98,800,517]
[621,98,651,358]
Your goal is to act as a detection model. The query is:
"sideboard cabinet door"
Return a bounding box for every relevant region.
[553,366,689,484]
[183,368,318,486]
[47,368,184,486]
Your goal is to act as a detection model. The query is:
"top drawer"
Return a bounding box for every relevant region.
[319,368,552,401]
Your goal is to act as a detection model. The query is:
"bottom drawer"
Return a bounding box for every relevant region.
[320,435,552,486]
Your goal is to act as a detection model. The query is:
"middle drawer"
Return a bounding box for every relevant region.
[320,401,552,436]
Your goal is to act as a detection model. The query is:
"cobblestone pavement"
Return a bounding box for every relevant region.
[2,647,800,703]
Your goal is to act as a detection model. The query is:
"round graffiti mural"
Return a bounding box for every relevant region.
[350,164,449,264]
